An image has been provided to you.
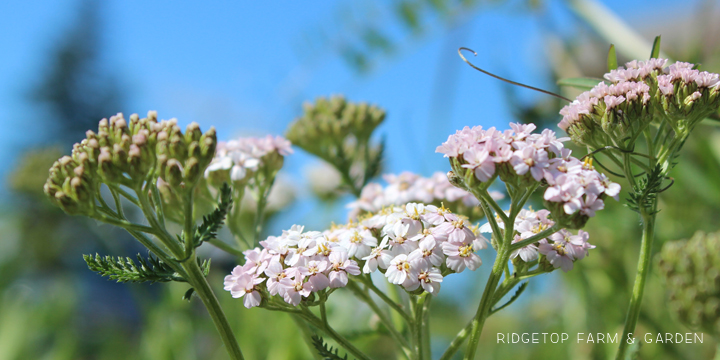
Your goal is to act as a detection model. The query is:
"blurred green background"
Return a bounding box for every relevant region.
[2,0,720,359]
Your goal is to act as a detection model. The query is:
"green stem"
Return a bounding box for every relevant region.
[183,191,195,259]
[463,220,514,359]
[474,189,509,225]
[252,185,270,247]
[623,152,638,188]
[439,321,473,360]
[414,294,430,360]
[207,238,244,257]
[299,307,373,360]
[92,212,156,234]
[348,281,412,355]
[125,229,187,279]
[135,185,184,257]
[182,256,245,360]
[422,295,432,360]
[509,225,561,251]
[149,180,166,227]
[477,197,504,251]
[339,163,362,198]
[360,276,414,324]
[614,210,656,360]
[290,314,323,360]
[108,184,140,207]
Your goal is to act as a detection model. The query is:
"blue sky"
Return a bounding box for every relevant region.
[0,0,698,206]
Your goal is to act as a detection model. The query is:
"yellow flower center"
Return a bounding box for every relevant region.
[459,244,474,257]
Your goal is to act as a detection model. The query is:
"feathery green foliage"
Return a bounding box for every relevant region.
[311,335,350,360]
[83,253,211,284]
[194,182,233,247]
[626,164,664,215]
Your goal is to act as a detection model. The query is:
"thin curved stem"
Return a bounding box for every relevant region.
[458,47,572,102]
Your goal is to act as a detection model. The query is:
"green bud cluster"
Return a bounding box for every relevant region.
[44,112,217,215]
[287,95,385,154]
[286,96,385,191]
[658,230,720,336]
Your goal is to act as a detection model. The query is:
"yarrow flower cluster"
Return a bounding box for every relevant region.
[204,135,292,186]
[436,123,619,228]
[347,171,504,220]
[44,112,217,215]
[559,59,720,149]
[224,203,487,308]
[480,208,594,272]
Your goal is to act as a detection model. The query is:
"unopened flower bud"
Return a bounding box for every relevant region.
[658,230,720,336]
[165,159,184,188]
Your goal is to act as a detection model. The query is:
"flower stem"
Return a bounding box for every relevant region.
[439,320,473,360]
[182,256,245,360]
[422,295,432,360]
[462,253,507,359]
[347,281,411,355]
[414,294,427,360]
[615,209,656,360]
[360,276,413,324]
[299,307,373,360]
[207,238,244,257]
[251,183,270,247]
[463,223,513,359]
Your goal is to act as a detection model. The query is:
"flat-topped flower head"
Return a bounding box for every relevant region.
[436,123,617,229]
[436,123,575,190]
[347,171,503,221]
[225,201,491,307]
[204,135,292,189]
[559,58,720,150]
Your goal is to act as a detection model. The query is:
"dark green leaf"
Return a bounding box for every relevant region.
[194,182,233,247]
[83,252,185,283]
[607,44,618,71]
[626,164,664,215]
[557,77,603,91]
[650,35,661,59]
[311,335,350,360]
[182,288,195,301]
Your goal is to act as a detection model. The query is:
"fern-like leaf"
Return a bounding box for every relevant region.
[626,164,663,215]
[311,335,351,360]
[194,182,233,247]
[491,282,528,315]
[83,252,186,283]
